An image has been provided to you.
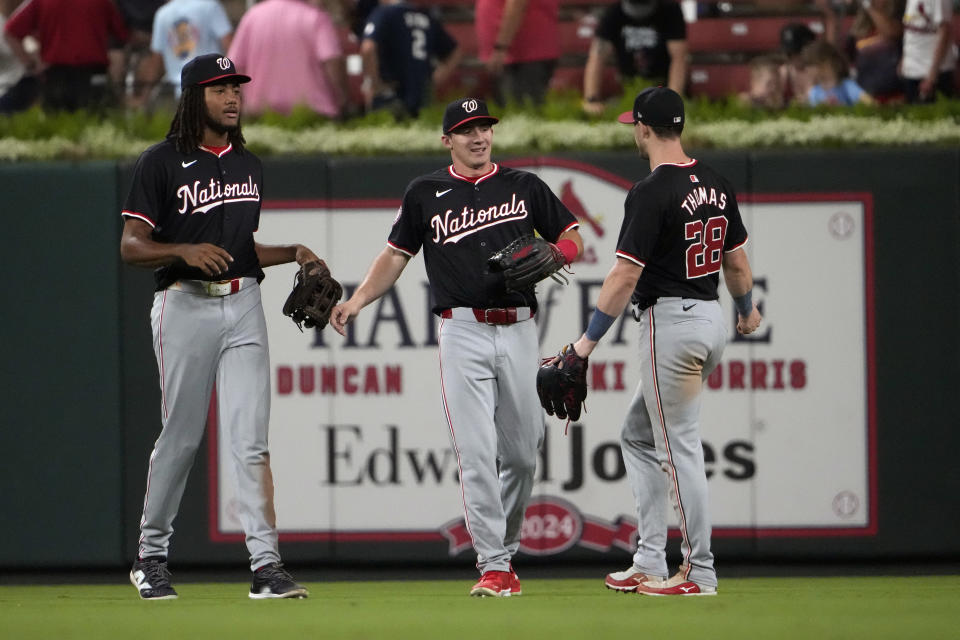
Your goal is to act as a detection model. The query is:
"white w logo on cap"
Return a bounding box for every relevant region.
[462,99,478,113]
[216,57,231,71]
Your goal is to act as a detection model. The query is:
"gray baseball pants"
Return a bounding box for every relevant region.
[620,297,726,588]
[137,280,281,571]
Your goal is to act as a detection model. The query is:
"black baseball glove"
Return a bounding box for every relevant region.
[487,234,568,292]
[537,343,589,422]
[282,260,343,331]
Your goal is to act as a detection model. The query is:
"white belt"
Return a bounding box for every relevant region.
[168,277,257,297]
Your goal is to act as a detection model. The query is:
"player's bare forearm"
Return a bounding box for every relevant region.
[496,0,530,50]
[582,41,609,111]
[433,46,463,87]
[120,218,233,275]
[721,247,752,297]
[573,258,642,357]
[330,246,409,336]
[254,242,318,268]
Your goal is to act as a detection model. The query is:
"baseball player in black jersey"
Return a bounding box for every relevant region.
[552,87,761,596]
[120,54,317,600]
[331,98,583,597]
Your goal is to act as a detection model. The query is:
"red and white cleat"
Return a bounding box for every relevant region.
[470,570,521,597]
[635,573,717,596]
[604,567,662,593]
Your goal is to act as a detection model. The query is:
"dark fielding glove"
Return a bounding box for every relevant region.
[537,343,589,422]
[282,260,343,331]
[487,234,568,293]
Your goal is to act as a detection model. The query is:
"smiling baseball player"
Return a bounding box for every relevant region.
[331,98,582,597]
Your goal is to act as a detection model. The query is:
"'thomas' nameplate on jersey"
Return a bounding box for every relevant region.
[177,176,261,215]
[430,193,527,244]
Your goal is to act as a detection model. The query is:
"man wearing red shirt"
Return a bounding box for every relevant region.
[4,0,128,110]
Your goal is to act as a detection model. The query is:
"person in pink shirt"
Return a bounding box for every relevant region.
[227,0,351,117]
[476,0,560,106]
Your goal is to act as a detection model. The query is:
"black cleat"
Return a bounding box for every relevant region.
[249,563,309,599]
[130,557,178,600]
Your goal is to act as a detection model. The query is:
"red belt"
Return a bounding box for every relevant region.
[440,307,533,325]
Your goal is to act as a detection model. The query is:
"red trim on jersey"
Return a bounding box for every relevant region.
[121,211,156,228]
[615,250,646,267]
[724,237,749,253]
[646,307,695,575]
[437,318,478,552]
[654,158,698,170]
[560,220,581,235]
[448,163,499,184]
[199,143,232,157]
[387,241,416,257]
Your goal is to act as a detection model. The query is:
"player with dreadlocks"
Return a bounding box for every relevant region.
[120,54,321,600]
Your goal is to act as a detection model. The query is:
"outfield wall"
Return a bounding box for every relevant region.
[2,149,958,568]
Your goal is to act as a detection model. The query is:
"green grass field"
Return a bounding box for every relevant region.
[2,576,958,640]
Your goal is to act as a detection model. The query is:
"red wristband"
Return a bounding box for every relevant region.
[555,238,578,264]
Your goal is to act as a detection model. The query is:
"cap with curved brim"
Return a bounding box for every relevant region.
[617,110,635,124]
[445,115,500,134]
[198,73,252,86]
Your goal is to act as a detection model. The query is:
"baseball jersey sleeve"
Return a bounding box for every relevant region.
[615,183,664,266]
[121,147,168,228]
[387,182,426,257]
[721,183,748,253]
[527,175,578,242]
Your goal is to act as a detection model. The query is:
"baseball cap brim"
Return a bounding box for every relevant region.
[444,115,499,134]
[617,110,635,124]
[197,72,252,86]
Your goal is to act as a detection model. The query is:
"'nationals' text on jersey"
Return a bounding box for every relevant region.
[122,140,264,290]
[387,163,579,313]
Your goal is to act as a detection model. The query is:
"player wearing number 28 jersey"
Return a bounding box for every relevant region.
[557,87,761,597]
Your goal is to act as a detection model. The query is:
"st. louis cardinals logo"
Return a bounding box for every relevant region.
[216,57,232,71]
[430,193,527,244]
[177,177,260,215]
[461,99,478,113]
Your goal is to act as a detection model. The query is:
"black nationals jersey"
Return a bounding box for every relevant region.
[121,139,265,291]
[388,163,579,314]
[616,159,748,303]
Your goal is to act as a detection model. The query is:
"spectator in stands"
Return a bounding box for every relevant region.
[114,0,165,108]
[3,0,128,111]
[845,0,905,102]
[582,0,688,116]
[900,0,957,103]
[0,2,38,113]
[361,0,461,118]
[137,0,233,108]
[779,22,818,104]
[476,0,561,106]
[227,0,352,118]
[739,53,786,109]
[800,38,873,105]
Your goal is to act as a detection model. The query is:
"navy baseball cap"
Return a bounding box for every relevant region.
[180,54,251,91]
[442,98,499,134]
[617,87,684,127]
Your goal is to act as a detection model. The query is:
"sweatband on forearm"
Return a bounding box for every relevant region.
[555,238,578,264]
[733,290,753,316]
[585,309,616,342]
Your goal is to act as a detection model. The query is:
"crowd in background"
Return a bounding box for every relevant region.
[0,0,957,117]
